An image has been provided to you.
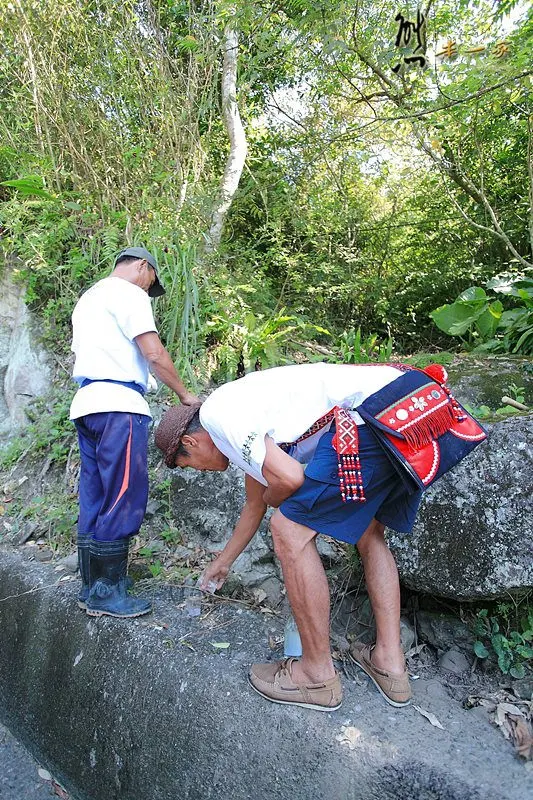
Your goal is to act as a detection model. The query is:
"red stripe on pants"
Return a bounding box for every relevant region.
[107,416,132,513]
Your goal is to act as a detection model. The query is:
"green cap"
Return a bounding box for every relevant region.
[114,246,165,298]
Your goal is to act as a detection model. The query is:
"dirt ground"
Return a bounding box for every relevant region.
[0,722,68,800]
[128,586,533,800]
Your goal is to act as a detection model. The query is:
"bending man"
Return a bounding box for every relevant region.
[155,362,425,710]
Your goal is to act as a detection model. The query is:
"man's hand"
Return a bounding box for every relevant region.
[203,476,267,583]
[199,557,231,591]
[180,391,200,406]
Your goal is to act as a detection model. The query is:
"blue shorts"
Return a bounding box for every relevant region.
[279,425,422,546]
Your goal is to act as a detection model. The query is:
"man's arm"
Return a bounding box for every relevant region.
[135,331,198,405]
[261,435,305,508]
[199,474,268,589]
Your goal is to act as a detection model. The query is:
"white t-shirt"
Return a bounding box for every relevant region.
[199,362,402,486]
[69,276,157,420]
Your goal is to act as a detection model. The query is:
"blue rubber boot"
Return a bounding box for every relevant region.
[78,535,133,610]
[86,538,151,619]
[77,534,92,610]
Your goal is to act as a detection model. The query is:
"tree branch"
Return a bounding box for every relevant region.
[349,43,532,268]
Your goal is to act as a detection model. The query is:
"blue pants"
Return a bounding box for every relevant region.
[75,412,150,542]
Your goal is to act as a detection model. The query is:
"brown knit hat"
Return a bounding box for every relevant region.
[155,403,202,468]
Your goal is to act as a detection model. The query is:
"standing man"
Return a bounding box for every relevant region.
[70,246,197,619]
[154,362,484,711]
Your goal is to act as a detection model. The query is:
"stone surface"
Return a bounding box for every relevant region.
[400,617,416,653]
[316,536,345,565]
[0,266,51,439]
[33,548,53,563]
[59,553,79,574]
[512,678,533,701]
[438,649,471,675]
[448,355,533,411]
[388,415,533,600]
[0,548,530,800]
[144,499,163,518]
[416,611,476,654]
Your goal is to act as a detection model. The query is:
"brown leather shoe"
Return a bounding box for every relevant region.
[249,658,343,711]
[350,642,411,707]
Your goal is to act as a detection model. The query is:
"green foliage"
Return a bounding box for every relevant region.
[430,276,533,354]
[473,605,533,679]
[464,381,528,421]
[0,389,76,469]
[150,476,175,523]
[463,402,524,421]
[156,242,201,384]
[203,283,331,380]
[137,544,160,558]
[337,327,393,364]
[160,527,182,545]
[149,560,164,579]
[0,175,54,199]
[1,0,532,378]
[505,382,526,404]
[431,287,503,339]
[0,197,127,350]
[18,492,78,553]
[463,403,492,420]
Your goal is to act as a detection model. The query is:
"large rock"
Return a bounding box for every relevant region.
[0,265,51,438]
[388,415,532,599]
[448,354,532,410]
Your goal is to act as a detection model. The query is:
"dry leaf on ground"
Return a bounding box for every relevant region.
[497,702,524,718]
[464,695,496,712]
[494,702,533,760]
[512,717,533,760]
[405,643,427,659]
[413,705,445,730]
[252,588,267,605]
[52,780,69,799]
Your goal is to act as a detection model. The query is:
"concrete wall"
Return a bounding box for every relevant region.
[0,549,528,800]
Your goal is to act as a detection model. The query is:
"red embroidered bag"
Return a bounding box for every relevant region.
[280,364,487,501]
[354,364,487,495]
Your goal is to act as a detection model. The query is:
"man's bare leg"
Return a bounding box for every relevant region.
[270,509,336,684]
[356,518,405,674]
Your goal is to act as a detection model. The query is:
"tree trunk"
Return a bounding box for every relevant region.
[204,21,247,254]
[527,114,533,262]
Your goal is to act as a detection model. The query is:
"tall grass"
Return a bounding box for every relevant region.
[153,241,202,389]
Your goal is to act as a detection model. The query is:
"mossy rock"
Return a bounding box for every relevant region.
[447,354,532,410]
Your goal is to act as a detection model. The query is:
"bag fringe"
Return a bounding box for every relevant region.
[401,404,456,450]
